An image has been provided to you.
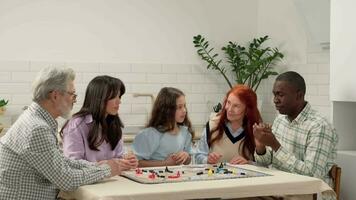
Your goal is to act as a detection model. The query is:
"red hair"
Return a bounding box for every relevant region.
[208,84,262,159]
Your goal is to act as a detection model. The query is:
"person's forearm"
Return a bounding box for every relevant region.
[255,145,267,155]
[271,140,281,152]
[183,155,191,165]
[138,160,175,167]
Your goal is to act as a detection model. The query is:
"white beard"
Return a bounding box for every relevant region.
[58,100,72,119]
[60,109,71,119]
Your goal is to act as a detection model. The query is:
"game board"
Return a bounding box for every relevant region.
[121,163,271,184]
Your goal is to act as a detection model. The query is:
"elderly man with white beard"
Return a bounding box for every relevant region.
[0,67,122,200]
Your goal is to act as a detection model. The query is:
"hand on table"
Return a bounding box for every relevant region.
[99,159,122,177]
[164,154,177,166]
[123,152,139,169]
[229,155,249,165]
[207,152,222,164]
[172,151,190,165]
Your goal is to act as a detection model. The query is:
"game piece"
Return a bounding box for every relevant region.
[208,169,213,176]
[122,164,270,184]
[168,171,181,179]
[135,168,142,175]
[148,172,156,179]
[218,162,224,169]
[165,166,173,173]
[232,169,237,174]
[157,174,165,178]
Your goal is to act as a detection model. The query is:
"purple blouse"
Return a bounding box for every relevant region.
[62,114,124,162]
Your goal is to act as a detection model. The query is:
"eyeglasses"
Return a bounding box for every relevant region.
[65,91,78,100]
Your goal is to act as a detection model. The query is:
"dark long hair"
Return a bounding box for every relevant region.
[147,87,194,139]
[208,84,261,159]
[61,75,125,151]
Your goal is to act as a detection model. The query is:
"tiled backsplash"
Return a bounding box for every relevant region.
[0,61,230,130]
[0,53,331,132]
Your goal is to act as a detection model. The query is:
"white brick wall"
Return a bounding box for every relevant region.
[0,61,228,130]
[0,51,331,130]
[257,51,331,124]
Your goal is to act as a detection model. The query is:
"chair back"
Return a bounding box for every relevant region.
[329,164,341,200]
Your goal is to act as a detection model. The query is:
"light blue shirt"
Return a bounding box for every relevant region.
[132,126,193,161]
[194,122,244,164]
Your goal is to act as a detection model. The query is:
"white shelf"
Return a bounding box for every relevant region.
[337,150,356,156]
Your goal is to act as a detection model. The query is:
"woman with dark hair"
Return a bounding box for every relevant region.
[132,87,194,167]
[195,84,262,164]
[61,75,137,171]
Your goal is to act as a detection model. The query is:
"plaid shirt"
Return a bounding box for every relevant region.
[255,103,338,186]
[0,102,111,200]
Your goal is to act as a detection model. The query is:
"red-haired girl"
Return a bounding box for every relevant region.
[195,84,262,164]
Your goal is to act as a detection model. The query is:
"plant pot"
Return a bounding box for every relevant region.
[0,106,5,115]
[0,123,3,134]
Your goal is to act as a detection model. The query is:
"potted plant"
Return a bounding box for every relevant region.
[0,99,8,134]
[0,99,9,115]
[193,35,284,111]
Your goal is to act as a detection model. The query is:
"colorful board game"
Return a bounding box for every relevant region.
[121,163,271,184]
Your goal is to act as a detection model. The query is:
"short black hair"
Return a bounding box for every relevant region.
[276,71,306,94]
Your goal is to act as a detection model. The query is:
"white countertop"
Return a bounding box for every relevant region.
[337,150,356,156]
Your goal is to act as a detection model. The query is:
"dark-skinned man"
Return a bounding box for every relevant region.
[253,71,338,200]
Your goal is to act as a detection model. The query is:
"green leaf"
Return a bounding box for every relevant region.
[192,34,282,91]
[0,99,9,107]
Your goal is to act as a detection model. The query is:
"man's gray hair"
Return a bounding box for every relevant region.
[32,66,75,102]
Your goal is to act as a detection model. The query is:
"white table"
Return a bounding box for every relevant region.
[60,165,332,200]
